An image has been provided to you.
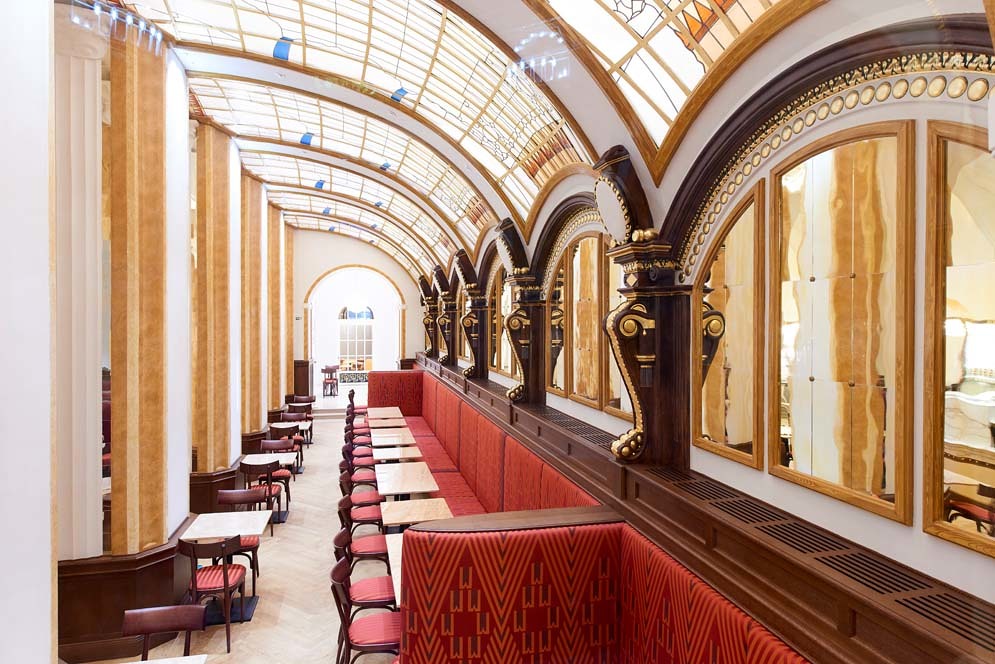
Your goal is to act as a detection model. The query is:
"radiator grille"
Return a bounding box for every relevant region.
[816,552,930,594]
[758,522,846,554]
[676,480,740,502]
[897,593,995,652]
[714,499,785,524]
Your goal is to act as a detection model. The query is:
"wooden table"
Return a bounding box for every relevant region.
[375,461,438,497]
[126,657,208,664]
[370,427,417,447]
[367,417,407,429]
[367,406,403,419]
[385,532,403,599]
[181,510,273,541]
[241,452,298,466]
[373,446,424,462]
[381,498,452,527]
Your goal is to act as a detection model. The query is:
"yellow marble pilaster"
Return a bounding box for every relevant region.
[241,173,263,430]
[268,205,283,407]
[285,225,295,392]
[191,124,232,472]
[109,37,167,554]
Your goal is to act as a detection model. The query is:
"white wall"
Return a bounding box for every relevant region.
[0,2,53,661]
[293,230,423,362]
[228,142,242,465]
[164,50,192,535]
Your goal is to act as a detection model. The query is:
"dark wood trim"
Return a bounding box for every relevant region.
[661,14,994,257]
[529,192,597,285]
[240,428,269,455]
[292,359,312,397]
[189,458,239,515]
[417,358,995,664]
[411,506,622,532]
[57,516,195,663]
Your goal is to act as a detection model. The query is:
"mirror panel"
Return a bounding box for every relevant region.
[606,252,632,417]
[571,236,601,402]
[548,260,566,392]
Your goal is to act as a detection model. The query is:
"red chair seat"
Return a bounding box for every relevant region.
[353,457,376,467]
[350,575,396,603]
[259,469,292,481]
[349,611,401,646]
[192,564,246,591]
[239,535,260,548]
[352,490,383,506]
[352,469,376,483]
[352,505,383,522]
[950,500,992,522]
[353,436,372,445]
[353,447,373,458]
[353,405,368,413]
[352,426,371,435]
[351,534,388,555]
[259,483,282,497]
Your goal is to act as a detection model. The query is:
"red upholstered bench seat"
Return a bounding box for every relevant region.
[415,436,457,473]
[430,472,485,516]
[403,416,434,437]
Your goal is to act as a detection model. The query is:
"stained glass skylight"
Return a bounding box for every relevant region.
[126,0,592,217]
[543,0,779,145]
[239,151,457,258]
[267,187,442,269]
[188,75,495,246]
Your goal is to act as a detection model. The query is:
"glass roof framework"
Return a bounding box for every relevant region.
[283,212,425,279]
[543,0,778,146]
[126,0,593,218]
[266,187,440,270]
[187,75,496,246]
[239,151,456,259]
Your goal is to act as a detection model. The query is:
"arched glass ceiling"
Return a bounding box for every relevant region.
[284,213,425,280]
[127,0,594,217]
[267,188,441,270]
[188,75,497,246]
[239,151,457,257]
[541,0,779,145]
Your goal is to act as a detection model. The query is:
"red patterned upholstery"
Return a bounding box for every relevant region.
[351,490,384,506]
[352,469,377,483]
[400,523,622,663]
[457,402,479,494]
[352,505,383,522]
[475,417,505,513]
[192,564,246,591]
[350,575,396,602]
[367,371,424,416]
[949,500,992,522]
[352,534,388,555]
[502,437,545,512]
[619,525,807,664]
[421,371,437,432]
[351,611,402,646]
[404,416,435,437]
[435,386,461,462]
[239,536,260,548]
[353,447,373,457]
[430,471,485,516]
[540,464,599,510]
[415,436,457,473]
[258,469,292,481]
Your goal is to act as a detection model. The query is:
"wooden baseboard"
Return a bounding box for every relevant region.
[189,460,239,515]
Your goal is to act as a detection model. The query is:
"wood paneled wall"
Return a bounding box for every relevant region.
[108,37,167,554]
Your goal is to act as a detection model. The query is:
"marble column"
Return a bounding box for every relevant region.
[285,224,295,391]
[240,173,264,431]
[108,34,168,553]
[53,4,108,560]
[268,205,284,408]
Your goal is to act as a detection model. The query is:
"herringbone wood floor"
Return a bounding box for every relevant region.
[95,418,395,664]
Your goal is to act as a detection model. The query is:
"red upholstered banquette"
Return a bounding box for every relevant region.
[399,515,809,664]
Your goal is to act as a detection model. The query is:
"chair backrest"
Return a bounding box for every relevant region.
[348,388,356,406]
[338,470,353,495]
[293,395,316,403]
[288,403,311,414]
[122,605,207,660]
[328,557,354,628]
[337,495,354,529]
[282,412,306,422]
[260,438,294,453]
[178,535,242,592]
[240,460,280,488]
[217,488,266,509]
[332,528,353,564]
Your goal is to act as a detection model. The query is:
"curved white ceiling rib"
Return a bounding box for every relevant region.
[126,0,594,222]
[239,150,456,259]
[188,74,496,246]
[266,186,443,271]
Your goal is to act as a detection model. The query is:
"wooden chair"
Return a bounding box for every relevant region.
[340,459,378,491]
[338,471,382,506]
[338,494,384,535]
[177,536,247,653]
[330,533,396,618]
[347,388,367,415]
[947,483,995,535]
[333,526,391,574]
[121,604,206,660]
[216,488,268,595]
[280,413,308,461]
[259,438,297,496]
[287,404,313,444]
[239,459,284,535]
[329,557,400,664]
[342,443,375,468]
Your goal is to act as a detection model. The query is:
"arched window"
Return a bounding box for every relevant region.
[546,233,632,419]
[488,267,520,379]
[338,306,374,371]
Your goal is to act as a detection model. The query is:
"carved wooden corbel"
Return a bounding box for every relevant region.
[604,298,656,461]
[700,300,726,384]
[436,303,455,365]
[422,301,439,358]
[503,305,531,402]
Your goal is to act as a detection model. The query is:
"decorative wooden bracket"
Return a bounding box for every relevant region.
[461,295,487,379]
[701,299,726,384]
[549,305,565,376]
[422,301,439,359]
[504,305,531,402]
[436,296,458,366]
[604,298,657,461]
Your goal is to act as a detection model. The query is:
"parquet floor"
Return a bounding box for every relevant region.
[95,418,394,664]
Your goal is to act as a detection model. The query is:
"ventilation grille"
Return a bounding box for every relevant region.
[758,522,846,554]
[649,467,694,482]
[816,552,930,594]
[524,405,616,451]
[676,480,740,502]
[897,593,995,652]
[714,499,785,524]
